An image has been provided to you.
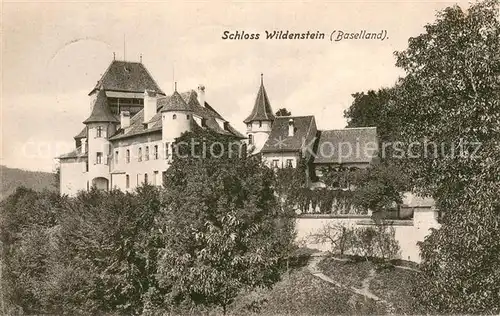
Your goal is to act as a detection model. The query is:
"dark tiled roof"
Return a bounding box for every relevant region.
[109,90,244,140]
[313,127,378,164]
[58,147,88,160]
[89,60,165,95]
[261,116,317,153]
[244,81,275,123]
[160,90,191,112]
[83,89,119,124]
[74,126,87,139]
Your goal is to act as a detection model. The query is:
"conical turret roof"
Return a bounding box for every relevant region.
[244,75,275,123]
[83,89,119,124]
[161,90,191,112]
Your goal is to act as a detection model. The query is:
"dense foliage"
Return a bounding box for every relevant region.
[0,129,295,315]
[155,129,295,313]
[387,0,500,313]
[275,108,292,117]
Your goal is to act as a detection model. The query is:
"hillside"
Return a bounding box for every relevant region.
[0,165,57,200]
[226,253,419,315]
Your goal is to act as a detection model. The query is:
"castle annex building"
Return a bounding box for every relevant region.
[58,60,378,196]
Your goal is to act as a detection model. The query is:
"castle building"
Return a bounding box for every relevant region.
[244,75,378,183]
[58,59,244,196]
[58,59,378,196]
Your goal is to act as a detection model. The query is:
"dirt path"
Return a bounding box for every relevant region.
[307,252,395,313]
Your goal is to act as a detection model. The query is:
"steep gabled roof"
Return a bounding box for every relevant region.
[244,78,275,123]
[109,90,244,140]
[261,116,317,153]
[313,127,378,164]
[89,60,164,95]
[160,90,191,112]
[83,89,119,124]
[74,126,87,139]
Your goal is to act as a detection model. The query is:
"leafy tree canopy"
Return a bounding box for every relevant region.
[275,108,292,117]
[388,0,500,313]
[157,129,296,313]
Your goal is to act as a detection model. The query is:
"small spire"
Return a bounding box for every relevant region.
[140,53,142,63]
[174,82,177,92]
[261,73,264,85]
[113,52,116,60]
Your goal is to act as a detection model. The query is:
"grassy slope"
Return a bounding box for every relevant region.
[319,256,419,315]
[0,165,57,200]
[229,255,418,315]
[229,268,387,315]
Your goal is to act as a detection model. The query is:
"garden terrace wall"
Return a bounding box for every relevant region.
[295,207,440,263]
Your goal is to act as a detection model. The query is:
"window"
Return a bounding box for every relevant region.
[85,161,89,172]
[259,121,262,127]
[115,150,119,164]
[186,114,190,120]
[96,126,103,138]
[272,159,279,168]
[153,171,158,185]
[164,142,170,159]
[126,175,130,188]
[201,118,207,127]
[145,146,149,161]
[154,145,158,159]
[126,149,130,163]
[138,147,142,162]
[286,159,293,168]
[247,123,251,129]
[248,134,253,145]
[173,114,177,120]
[144,173,148,184]
[96,152,103,164]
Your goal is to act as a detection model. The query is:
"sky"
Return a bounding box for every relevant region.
[2,0,469,172]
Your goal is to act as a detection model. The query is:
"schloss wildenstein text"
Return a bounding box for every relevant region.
[221,30,388,41]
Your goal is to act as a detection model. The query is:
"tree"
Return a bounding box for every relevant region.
[156,128,295,314]
[343,88,397,142]
[275,108,291,117]
[389,0,500,313]
[0,186,166,315]
[53,186,164,315]
[351,162,408,215]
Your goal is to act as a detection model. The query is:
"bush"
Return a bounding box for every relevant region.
[352,222,400,261]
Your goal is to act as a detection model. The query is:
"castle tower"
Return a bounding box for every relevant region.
[161,85,192,143]
[244,74,275,153]
[83,89,119,190]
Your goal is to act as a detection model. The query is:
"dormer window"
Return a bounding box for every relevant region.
[96,126,103,138]
[223,122,229,131]
[247,123,251,130]
[201,118,207,127]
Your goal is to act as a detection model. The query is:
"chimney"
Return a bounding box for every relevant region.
[288,118,294,137]
[121,111,131,129]
[144,89,157,123]
[198,84,205,107]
